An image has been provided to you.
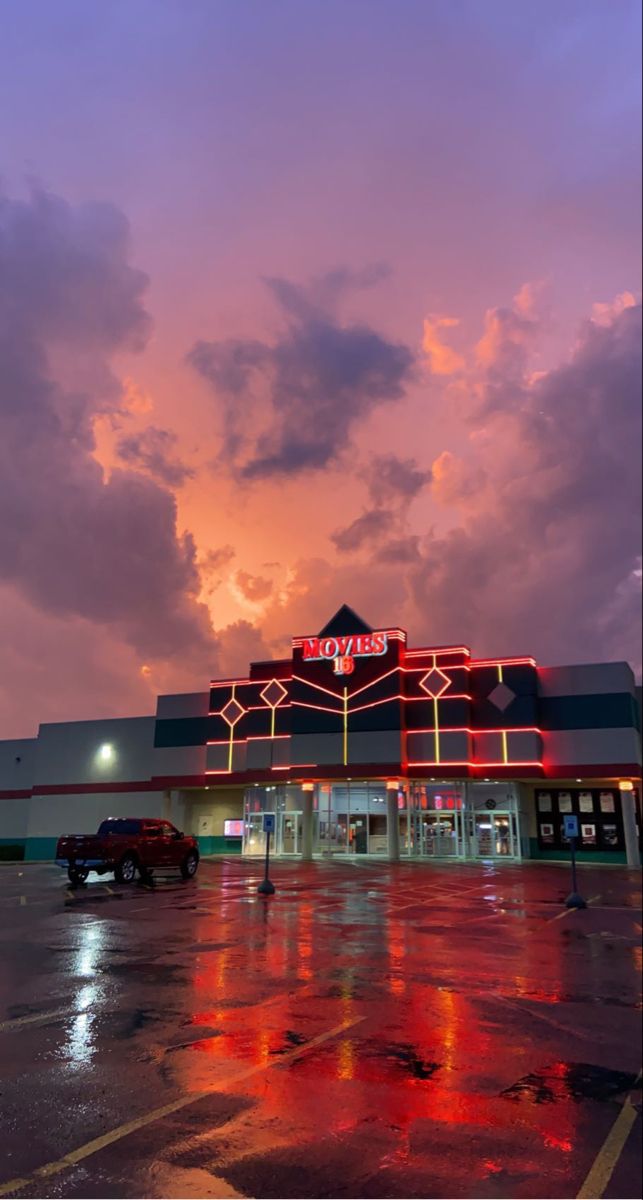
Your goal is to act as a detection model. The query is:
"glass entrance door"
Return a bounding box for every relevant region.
[409,810,462,857]
[277,810,302,855]
[244,812,269,856]
[474,811,518,858]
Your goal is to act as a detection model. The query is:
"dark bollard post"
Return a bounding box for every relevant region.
[258,814,276,896]
[564,816,586,909]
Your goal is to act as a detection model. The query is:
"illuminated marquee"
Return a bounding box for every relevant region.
[302,632,388,675]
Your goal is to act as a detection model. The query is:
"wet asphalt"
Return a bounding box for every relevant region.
[0,857,641,1199]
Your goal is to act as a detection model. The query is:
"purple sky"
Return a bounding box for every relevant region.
[0,0,641,737]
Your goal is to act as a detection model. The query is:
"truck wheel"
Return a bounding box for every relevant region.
[115,854,137,884]
[180,851,199,880]
[68,867,89,886]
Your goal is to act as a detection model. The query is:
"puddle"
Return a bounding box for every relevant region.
[501,1062,639,1105]
[127,1007,166,1033]
[378,1042,441,1080]
[270,1029,308,1054]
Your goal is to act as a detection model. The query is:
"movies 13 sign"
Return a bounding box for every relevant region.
[302,632,388,676]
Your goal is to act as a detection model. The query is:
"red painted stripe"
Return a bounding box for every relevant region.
[543,763,642,779]
[2,763,638,799]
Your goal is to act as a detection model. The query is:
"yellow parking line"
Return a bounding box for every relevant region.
[577,1071,642,1198]
[19,895,26,906]
[0,1015,366,1197]
[0,1007,74,1033]
[547,894,600,923]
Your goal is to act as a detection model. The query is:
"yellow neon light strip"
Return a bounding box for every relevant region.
[228,684,236,772]
[497,665,508,764]
[270,707,275,738]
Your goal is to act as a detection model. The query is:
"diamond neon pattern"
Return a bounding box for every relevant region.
[221,697,245,726]
[419,667,451,699]
[488,681,516,712]
[260,679,288,708]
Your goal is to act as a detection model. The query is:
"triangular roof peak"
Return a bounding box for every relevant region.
[318,605,373,636]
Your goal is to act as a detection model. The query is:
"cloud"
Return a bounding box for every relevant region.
[332,453,430,556]
[0,582,157,738]
[422,315,465,376]
[235,570,274,603]
[117,426,195,487]
[363,453,432,506]
[187,268,414,478]
[375,536,421,564]
[431,450,486,506]
[268,289,641,676]
[0,186,215,663]
[332,509,396,553]
[215,619,272,677]
[410,295,642,669]
[200,545,236,573]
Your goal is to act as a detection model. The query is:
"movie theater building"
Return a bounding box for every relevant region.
[1,607,641,867]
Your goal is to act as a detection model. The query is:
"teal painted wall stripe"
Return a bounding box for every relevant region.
[528,837,628,864]
[197,836,242,855]
[24,837,58,861]
[22,836,243,860]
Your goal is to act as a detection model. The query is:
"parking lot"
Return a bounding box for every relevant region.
[0,857,641,1199]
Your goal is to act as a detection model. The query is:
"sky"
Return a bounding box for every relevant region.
[0,0,641,738]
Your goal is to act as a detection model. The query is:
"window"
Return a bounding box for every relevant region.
[98,819,141,836]
[154,822,179,837]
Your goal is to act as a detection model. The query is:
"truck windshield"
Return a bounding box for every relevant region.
[97,819,141,836]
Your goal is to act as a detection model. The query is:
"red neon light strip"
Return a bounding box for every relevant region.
[403,664,471,674]
[348,666,401,699]
[291,674,344,700]
[407,726,541,735]
[404,646,471,657]
[472,657,536,667]
[209,677,251,687]
[350,693,406,714]
[245,704,292,712]
[293,700,343,715]
[246,734,289,741]
[407,760,543,768]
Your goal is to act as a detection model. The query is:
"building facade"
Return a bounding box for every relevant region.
[1,606,641,866]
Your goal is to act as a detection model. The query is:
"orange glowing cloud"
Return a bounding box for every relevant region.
[422,315,466,375]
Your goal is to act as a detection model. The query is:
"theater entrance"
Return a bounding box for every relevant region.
[277,810,303,855]
[472,810,518,858]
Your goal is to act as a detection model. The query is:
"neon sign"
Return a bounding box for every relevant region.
[301,632,388,676]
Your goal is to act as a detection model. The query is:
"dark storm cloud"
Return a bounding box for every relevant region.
[0,187,214,659]
[187,269,414,478]
[364,454,432,506]
[315,293,641,672]
[375,536,422,564]
[410,299,643,667]
[332,454,429,557]
[332,509,396,553]
[117,426,195,487]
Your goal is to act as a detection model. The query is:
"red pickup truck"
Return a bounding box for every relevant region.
[55,817,199,885]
